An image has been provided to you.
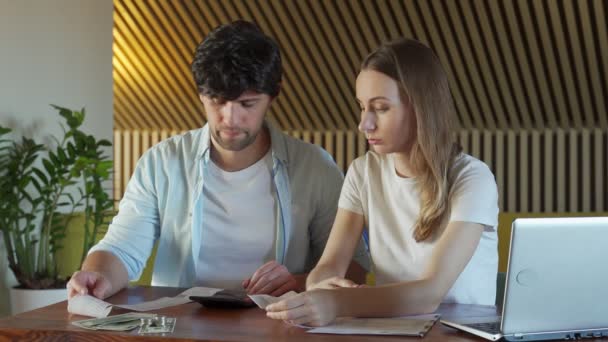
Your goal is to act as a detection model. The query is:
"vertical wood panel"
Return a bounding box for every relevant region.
[495,130,505,211]
[113,128,608,214]
[335,131,345,172]
[543,129,554,212]
[594,129,605,211]
[568,130,578,211]
[507,131,517,212]
[581,129,591,211]
[556,130,566,212]
[113,131,122,205]
[519,131,528,212]
[531,131,541,212]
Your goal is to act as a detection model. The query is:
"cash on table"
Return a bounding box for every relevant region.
[72,312,176,334]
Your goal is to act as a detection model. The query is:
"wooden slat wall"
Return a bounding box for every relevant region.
[114,128,608,213]
[113,0,608,132]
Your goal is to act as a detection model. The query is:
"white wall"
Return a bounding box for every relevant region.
[0,0,113,317]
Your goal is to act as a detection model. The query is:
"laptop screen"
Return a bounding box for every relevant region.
[501,217,608,336]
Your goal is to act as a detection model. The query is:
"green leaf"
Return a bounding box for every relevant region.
[86,136,96,149]
[42,159,54,174]
[59,179,76,187]
[51,233,66,241]
[48,151,60,167]
[74,109,85,124]
[52,105,82,129]
[18,175,31,189]
[98,160,113,172]
[30,177,43,193]
[67,143,76,159]
[97,139,112,147]
[52,105,73,121]
[61,192,75,202]
[57,148,68,163]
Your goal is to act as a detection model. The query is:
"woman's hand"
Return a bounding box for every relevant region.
[265,289,339,326]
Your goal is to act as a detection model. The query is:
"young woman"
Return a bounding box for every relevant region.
[265,38,499,326]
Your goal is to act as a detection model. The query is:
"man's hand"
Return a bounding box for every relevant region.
[307,276,360,290]
[242,261,298,296]
[67,270,112,299]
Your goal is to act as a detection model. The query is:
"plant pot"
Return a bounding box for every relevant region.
[9,287,67,315]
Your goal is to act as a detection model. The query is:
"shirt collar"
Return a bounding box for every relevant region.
[195,120,288,166]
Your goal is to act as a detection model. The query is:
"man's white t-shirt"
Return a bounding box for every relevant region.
[339,152,499,305]
[196,151,276,289]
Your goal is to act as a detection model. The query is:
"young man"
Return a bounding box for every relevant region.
[68,20,368,300]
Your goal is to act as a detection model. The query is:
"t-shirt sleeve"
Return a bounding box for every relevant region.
[449,160,499,229]
[338,158,365,215]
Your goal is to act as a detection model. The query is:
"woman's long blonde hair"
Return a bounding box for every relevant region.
[361,38,461,242]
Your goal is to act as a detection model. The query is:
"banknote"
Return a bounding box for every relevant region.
[72,312,157,331]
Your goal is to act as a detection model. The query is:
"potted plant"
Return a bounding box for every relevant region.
[0,105,114,314]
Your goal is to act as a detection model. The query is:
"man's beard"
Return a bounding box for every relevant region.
[211,127,259,151]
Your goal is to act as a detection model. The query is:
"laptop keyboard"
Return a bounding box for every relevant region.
[464,322,501,334]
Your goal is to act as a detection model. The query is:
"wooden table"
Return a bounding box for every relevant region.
[0,286,502,341]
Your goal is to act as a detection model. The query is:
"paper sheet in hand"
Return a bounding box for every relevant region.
[307,314,440,337]
[68,295,113,318]
[248,291,298,309]
[68,287,221,318]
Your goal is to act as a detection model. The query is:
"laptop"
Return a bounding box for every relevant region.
[441,217,608,341]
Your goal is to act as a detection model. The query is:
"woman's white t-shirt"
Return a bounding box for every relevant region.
[338,152,499,305]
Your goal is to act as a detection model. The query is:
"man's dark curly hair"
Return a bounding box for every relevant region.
[191,20,282,100]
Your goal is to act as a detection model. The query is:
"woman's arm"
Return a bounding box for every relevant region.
[267,221,484,326]
[335,221,484,316]
[306,208,365,289]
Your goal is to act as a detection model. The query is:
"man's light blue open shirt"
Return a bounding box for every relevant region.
[90,122,368,287]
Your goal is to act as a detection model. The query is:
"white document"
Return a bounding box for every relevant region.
[307,314,440,337]
[68,287,222,318]
[68,294,113,318]
[248,291,298,309]
[116,296,192,311]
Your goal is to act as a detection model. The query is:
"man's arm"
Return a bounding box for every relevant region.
[67,251,129,299]
[69,149,160,299]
